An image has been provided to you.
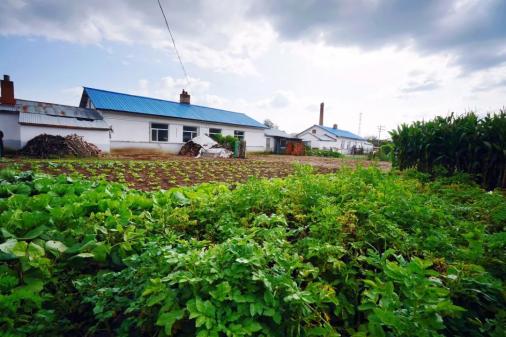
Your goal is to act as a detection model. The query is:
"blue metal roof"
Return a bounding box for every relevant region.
[82,87,266,128]
[319,125,365,141]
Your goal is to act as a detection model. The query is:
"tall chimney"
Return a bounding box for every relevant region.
[0,75,16,106]
[319,102,324,125]
[180,90,190,104]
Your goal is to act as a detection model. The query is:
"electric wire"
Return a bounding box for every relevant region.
[156,0,190,86]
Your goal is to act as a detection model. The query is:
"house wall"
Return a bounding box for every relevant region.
[102,111,265,153]
[0,112,21,150]
[265,136,274,152]
[19,125,110,152]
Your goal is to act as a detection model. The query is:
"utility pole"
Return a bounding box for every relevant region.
[377,125,385,140]
[358,112,363,136]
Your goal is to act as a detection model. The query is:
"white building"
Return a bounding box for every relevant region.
[297,103,372,154]
[79,87,266,153]
[0,75,110,152]
[298,124,373,154]
[0,75,267,154]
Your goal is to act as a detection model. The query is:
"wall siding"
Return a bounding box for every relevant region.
[19,125,110,152]
[0,112,21,150]
[102,111,265,153]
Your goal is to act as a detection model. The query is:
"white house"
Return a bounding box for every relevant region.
[79,87,266,153]
[0,75,267,154]
[297,102,373,154]
[298,124,373,154]
[0,75,110,152]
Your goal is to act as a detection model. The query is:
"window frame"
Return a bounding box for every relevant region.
[209,128,222,138]
[150,122,169,143]
[234,130,245,140]
[182,125,199,142]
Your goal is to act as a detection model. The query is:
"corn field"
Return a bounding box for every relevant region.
[390,110,506,190]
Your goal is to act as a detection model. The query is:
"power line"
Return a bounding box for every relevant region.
[156,0,190,86]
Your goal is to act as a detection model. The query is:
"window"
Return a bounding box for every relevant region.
[183,126,198,142]
[209,128,222,139]
[312,129,316,134]
[234,130,244,140]
[266,138,271,151]
[151,123,168,142]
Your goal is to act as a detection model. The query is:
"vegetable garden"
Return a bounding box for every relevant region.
[1,165,504,336]
[0,159,336,191]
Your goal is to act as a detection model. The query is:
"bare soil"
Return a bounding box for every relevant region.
[0,153,390,191]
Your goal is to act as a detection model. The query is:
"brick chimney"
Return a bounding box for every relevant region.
[180,90,190,104]
[333,123,338,129]
[0,75,16,106]
[319,102,324,125]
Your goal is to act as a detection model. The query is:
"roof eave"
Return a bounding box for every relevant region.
[99,108,267,129]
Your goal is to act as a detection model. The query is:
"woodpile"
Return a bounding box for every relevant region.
[20,134,101,158]
[178,140,202,157]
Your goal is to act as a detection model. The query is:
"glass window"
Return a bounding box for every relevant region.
[312,129,316,134]
[234,130,244,140]
[209,128,222,139]
[151,123,168,142]
[183,126,198,142]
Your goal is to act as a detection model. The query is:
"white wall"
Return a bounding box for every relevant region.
[0,112,21,150]
[20,125,110,152]
[102,111,266,153]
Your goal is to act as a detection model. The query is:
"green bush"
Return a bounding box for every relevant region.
[305,148,343,158]
[390,110,506,189]
[211,134,237,150]
[0,167,504,336]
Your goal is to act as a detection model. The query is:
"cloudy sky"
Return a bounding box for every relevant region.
[1,0,505,137]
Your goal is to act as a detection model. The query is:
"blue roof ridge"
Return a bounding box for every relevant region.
[315,124,365,140]
[83,87,251,117]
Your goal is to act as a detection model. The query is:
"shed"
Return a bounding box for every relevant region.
[0,75,111,152]
[265,128,304,155]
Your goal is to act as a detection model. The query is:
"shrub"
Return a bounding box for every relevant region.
[305,148,343,158]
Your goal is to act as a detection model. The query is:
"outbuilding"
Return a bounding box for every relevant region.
[265,128,304,155]
[0,75,111,153]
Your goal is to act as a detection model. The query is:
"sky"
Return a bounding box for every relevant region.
[0,0,505,138]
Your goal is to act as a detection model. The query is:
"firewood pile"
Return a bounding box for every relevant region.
[178,140,202,157]
[20,134,101,158]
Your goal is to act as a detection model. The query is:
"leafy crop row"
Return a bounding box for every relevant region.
[390,111,506,189]
[0,167,504,336]
[305,149,344,158]
[1,159,309,191]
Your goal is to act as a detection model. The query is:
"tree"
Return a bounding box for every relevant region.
[263,119,278,129]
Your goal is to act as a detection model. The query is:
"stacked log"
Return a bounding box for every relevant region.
[178,140,202,157]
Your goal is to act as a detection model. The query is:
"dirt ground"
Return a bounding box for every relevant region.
[0,153,390,190]
[108,150,391,171]
[249,154,391,171]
